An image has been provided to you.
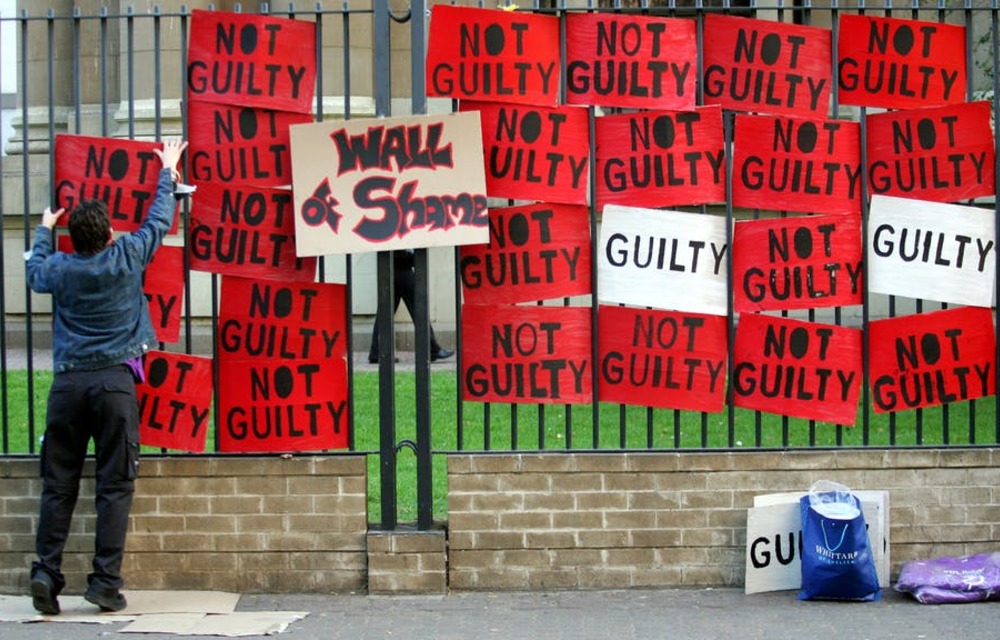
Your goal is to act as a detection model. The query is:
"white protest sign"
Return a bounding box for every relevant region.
[289,111,489,256]
[745,490,890,594]
[868,195,996,307]
[597,205,728,315]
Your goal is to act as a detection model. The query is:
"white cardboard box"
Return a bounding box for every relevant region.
[745,490,890,594]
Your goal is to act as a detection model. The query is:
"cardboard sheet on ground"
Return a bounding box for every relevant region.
[120,611,309,636]
[0,589,240,623]
[0,594,131,623]
[113,590,241,615]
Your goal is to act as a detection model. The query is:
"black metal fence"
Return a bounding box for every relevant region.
[1,1,999,529]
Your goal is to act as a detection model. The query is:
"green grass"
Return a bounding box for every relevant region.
[3,369,997,523]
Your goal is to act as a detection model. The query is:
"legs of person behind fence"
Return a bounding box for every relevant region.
[32,367,137,614]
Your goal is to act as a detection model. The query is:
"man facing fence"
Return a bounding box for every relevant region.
[24,139,187,615]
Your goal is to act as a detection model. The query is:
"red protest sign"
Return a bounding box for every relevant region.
[138,351,213,453]
[190,182,317,283]
[54,134,177,234]
[460,203,591,305]
[598,305,727,413]
[732,114,861,215]
[869,306,996,414]
[565,12,697,110]
[461,101,589,205]
[838,15,966,110]
[462,304,592,404]
[732,314,862,425]
[867,101,995,203]
[702,14,832,118]
[595,105,725,209]
[426,4,560,107]
[187,9,316,114]
[217,276,349,452]
[144,246,184,344]
[189,101,311,188]
[733,213,863,313]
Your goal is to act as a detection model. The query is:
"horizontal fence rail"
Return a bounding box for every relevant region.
[1,1,999,526]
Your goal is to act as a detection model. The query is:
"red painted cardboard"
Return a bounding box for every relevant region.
[460,203,591,305]
[595,105,725,209]
[598,305,727,412]
[732,313,863,425]
[565,12,697,110]
[462,304,592,404]
[869,306,996,413]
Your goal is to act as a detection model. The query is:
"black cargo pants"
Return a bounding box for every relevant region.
[32,365,140,596]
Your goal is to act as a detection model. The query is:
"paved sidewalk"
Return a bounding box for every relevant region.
[3,588,999,640]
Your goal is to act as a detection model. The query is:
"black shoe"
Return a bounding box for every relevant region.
[30,573,60,615]
[85,589,127,612]
[431,348,454,362]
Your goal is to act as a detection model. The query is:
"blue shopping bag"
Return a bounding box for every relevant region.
[798,482,881,601]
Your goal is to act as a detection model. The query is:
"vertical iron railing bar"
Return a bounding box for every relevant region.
[100,8,108,138]
[856,6,872,446]
[557,1,577,452]
[0,10,7,451]
[538,403,546,450]
[127,7,134,140]
[510,403,518,450]
[992,0,1000,444]
[179,5,196,359]
[957,0,974,446]
[19,11,37,449]
[618,405,627,449]
[645,406,653,449]
[587,104,600,449]
[405,0,434,528]
[373,0,398,529]
[723,111,737,445]
[672,408,680,449]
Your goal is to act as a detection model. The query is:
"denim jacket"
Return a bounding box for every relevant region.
[27,168,177,373]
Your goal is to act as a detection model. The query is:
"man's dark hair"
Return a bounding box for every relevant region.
[68,199,112,255]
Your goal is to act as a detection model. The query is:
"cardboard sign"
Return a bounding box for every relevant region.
[597,205,728,316]
[869,306,996,414]
[746,491,890,594]
[189,101,312,188]
[867,101,995,203]
[189,182,317,283]
[733,213,863,313]
[702,14,832,118]
[217,277,349,452]
[289,112,489,255]
[462,304,591,404]
[187,9,316,114]
[54,134,176,233]
[462,101,589,206]
[564,12,697,110]
[138,351,213,453]
[732,114,861,215]
[597,305,727,412]
[868,195,996,308]
[595,106,725,210]
[460,203,591,305]
[838,15,966,109]
[144,246,184,344]
[426,4,560,107]
[732,314,862,425]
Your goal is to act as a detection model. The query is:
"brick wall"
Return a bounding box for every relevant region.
[447,449,1000,590]
[4,449,997,595]
[0,455,368,594]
